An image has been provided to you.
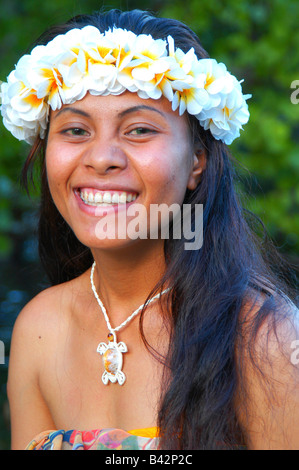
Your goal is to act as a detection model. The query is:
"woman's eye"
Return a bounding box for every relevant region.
[65,128,88,136]
[128,127,153,135]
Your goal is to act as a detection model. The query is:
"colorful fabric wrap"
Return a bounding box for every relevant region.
[26,428,159,450]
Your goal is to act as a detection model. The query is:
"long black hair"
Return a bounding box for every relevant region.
[22,9,297,449]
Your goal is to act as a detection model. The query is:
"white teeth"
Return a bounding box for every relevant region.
[119,192,127,203]
[80,190,137,206]
[94,192,102,203]
[103,192,112,203]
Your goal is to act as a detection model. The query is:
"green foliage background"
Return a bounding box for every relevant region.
[0,0,298,449]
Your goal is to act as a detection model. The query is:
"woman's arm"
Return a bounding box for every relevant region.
[7,296,56,450]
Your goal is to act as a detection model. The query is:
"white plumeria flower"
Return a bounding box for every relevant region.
[93,28,138,94]
[28,58,65,111]
[166,37,209,115]
[167,36,198,76]
[104,27,137,68]
[37,27,107,106]
[125,36,188,101]
[104,27,138,94]
[195,58,236,111]
[117,33,170,97]
[197,80,251,144]
[132,57,180,100]
[78,31,120,95]
[1,67,48,143]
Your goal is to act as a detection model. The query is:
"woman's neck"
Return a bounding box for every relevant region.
[90,239,167,323]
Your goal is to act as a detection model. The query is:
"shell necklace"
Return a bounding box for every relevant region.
[90,261,171,385]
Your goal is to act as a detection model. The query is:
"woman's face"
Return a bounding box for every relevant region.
[46,91,201,251]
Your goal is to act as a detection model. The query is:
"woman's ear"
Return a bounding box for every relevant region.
[187,147,206,191]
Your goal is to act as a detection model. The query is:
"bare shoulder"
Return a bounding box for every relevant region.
[11,271,90,342]
[7,272,90,449]
[237,287,299,449]
[8,286,64,366]
[9,269,92,378]
[240,286,299,363]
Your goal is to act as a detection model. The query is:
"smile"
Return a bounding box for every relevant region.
[79,189,138,206]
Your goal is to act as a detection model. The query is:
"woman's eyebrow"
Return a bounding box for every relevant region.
[54,107,91,119]
[53,104,165,120]
[118,105,166,118]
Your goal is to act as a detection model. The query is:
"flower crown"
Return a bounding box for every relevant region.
[0,25,251,145]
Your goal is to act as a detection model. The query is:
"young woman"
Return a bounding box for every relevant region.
[2,9,298,450]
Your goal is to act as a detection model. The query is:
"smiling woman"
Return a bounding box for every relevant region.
[1,8,299,451]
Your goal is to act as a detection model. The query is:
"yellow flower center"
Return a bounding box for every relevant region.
[205,73,215,89]
[23,92,43,108]
[224,106,231,118]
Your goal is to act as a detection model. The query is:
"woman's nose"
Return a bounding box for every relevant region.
[82,139,128,174]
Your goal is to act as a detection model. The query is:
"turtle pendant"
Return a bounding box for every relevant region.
[97,333,128,385]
